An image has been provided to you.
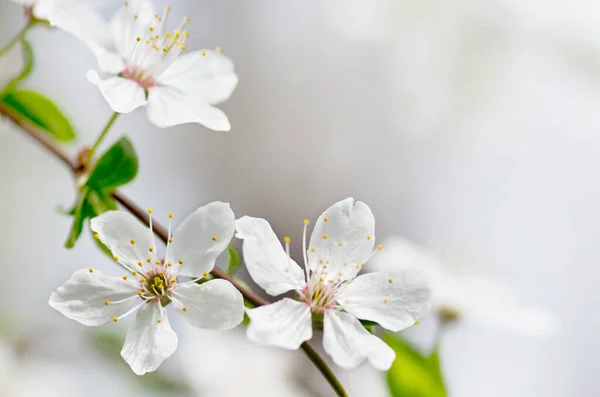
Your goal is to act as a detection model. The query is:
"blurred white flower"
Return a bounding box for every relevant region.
[369,237,561,335]
[12,0,109,44]
[49,203,244,375]
[0,42,23,90]
[236,197,431,371]
[84,0,238,130]
[179,328,314,397]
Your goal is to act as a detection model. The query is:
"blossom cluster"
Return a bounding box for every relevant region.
[50,199,431,374]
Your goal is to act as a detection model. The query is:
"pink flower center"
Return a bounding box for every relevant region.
[301,280,340,313]
[122,66,157,90]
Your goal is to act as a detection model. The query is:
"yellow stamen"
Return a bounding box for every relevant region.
[113,316,119,322]
[284,236,291,243]
[89,268,94,273]
[104,300,110,305]
[123,275,128,280]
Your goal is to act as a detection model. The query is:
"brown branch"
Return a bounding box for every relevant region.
[1,106,348,397]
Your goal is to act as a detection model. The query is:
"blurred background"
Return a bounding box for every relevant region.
[0,0,596,395]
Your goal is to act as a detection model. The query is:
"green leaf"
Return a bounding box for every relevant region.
[64,189,93,249]
[86,189,118,213]
[385,334,447,397]
[14,39,33,82]
[86,137,138,191]
[0,90,75,142]
[227,246,241,275]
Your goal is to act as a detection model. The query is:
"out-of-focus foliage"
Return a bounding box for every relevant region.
[0,90,75,142]
[65,137,138,248]
[227,246,242,275]
[0,39,75,143]
[385,333,447,397]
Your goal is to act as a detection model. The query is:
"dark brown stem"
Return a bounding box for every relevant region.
[0,105,348,397]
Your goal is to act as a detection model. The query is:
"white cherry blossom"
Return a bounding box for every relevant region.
[49,202,244,375]
[236,198,432,370]
[83,0,238,130]
[369,237,561,335]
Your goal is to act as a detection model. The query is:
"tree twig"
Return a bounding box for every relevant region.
[1,106,349,397]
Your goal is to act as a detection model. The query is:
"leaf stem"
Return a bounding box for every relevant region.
[0,22,32,58]
[90,112,120,158]
[0,106,350,397]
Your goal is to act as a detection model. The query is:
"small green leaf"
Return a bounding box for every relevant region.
[86,137,138,191]
[0,90,75,142]
[64,189,93,249]
[385,333,447,397]
[86,189,118,213]
[227,246,241,275]
[14,39,33,82]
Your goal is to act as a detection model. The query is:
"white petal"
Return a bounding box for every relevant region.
[171,279,244,330]
[121,302,178,375]
[169,202,235,278]
[246,298,312,350]
[323,310,395,371]
[307,198,375,281]
[157,50,238,105]
[235,216,306,296]
[338,272,431,331]
[86,70,146,113]
[146,86,231,130]
[90,211,157,270]
[33,0,111,46]
[49,269,140,326]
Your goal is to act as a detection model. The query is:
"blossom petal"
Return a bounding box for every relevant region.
[169,202,235,278]
[307,198,375,282]
[86,70,146,113]
[33,0,111,46]
[235,216,306,296]
[157,50,238,105]
[246,298,312,350]
[90,211,157,270]
[146,86,231,130]
[323,310,395,370]
[171,279,244,330]
[338,272,431,331]
[49,269,140,326]
[121,302,177,375]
